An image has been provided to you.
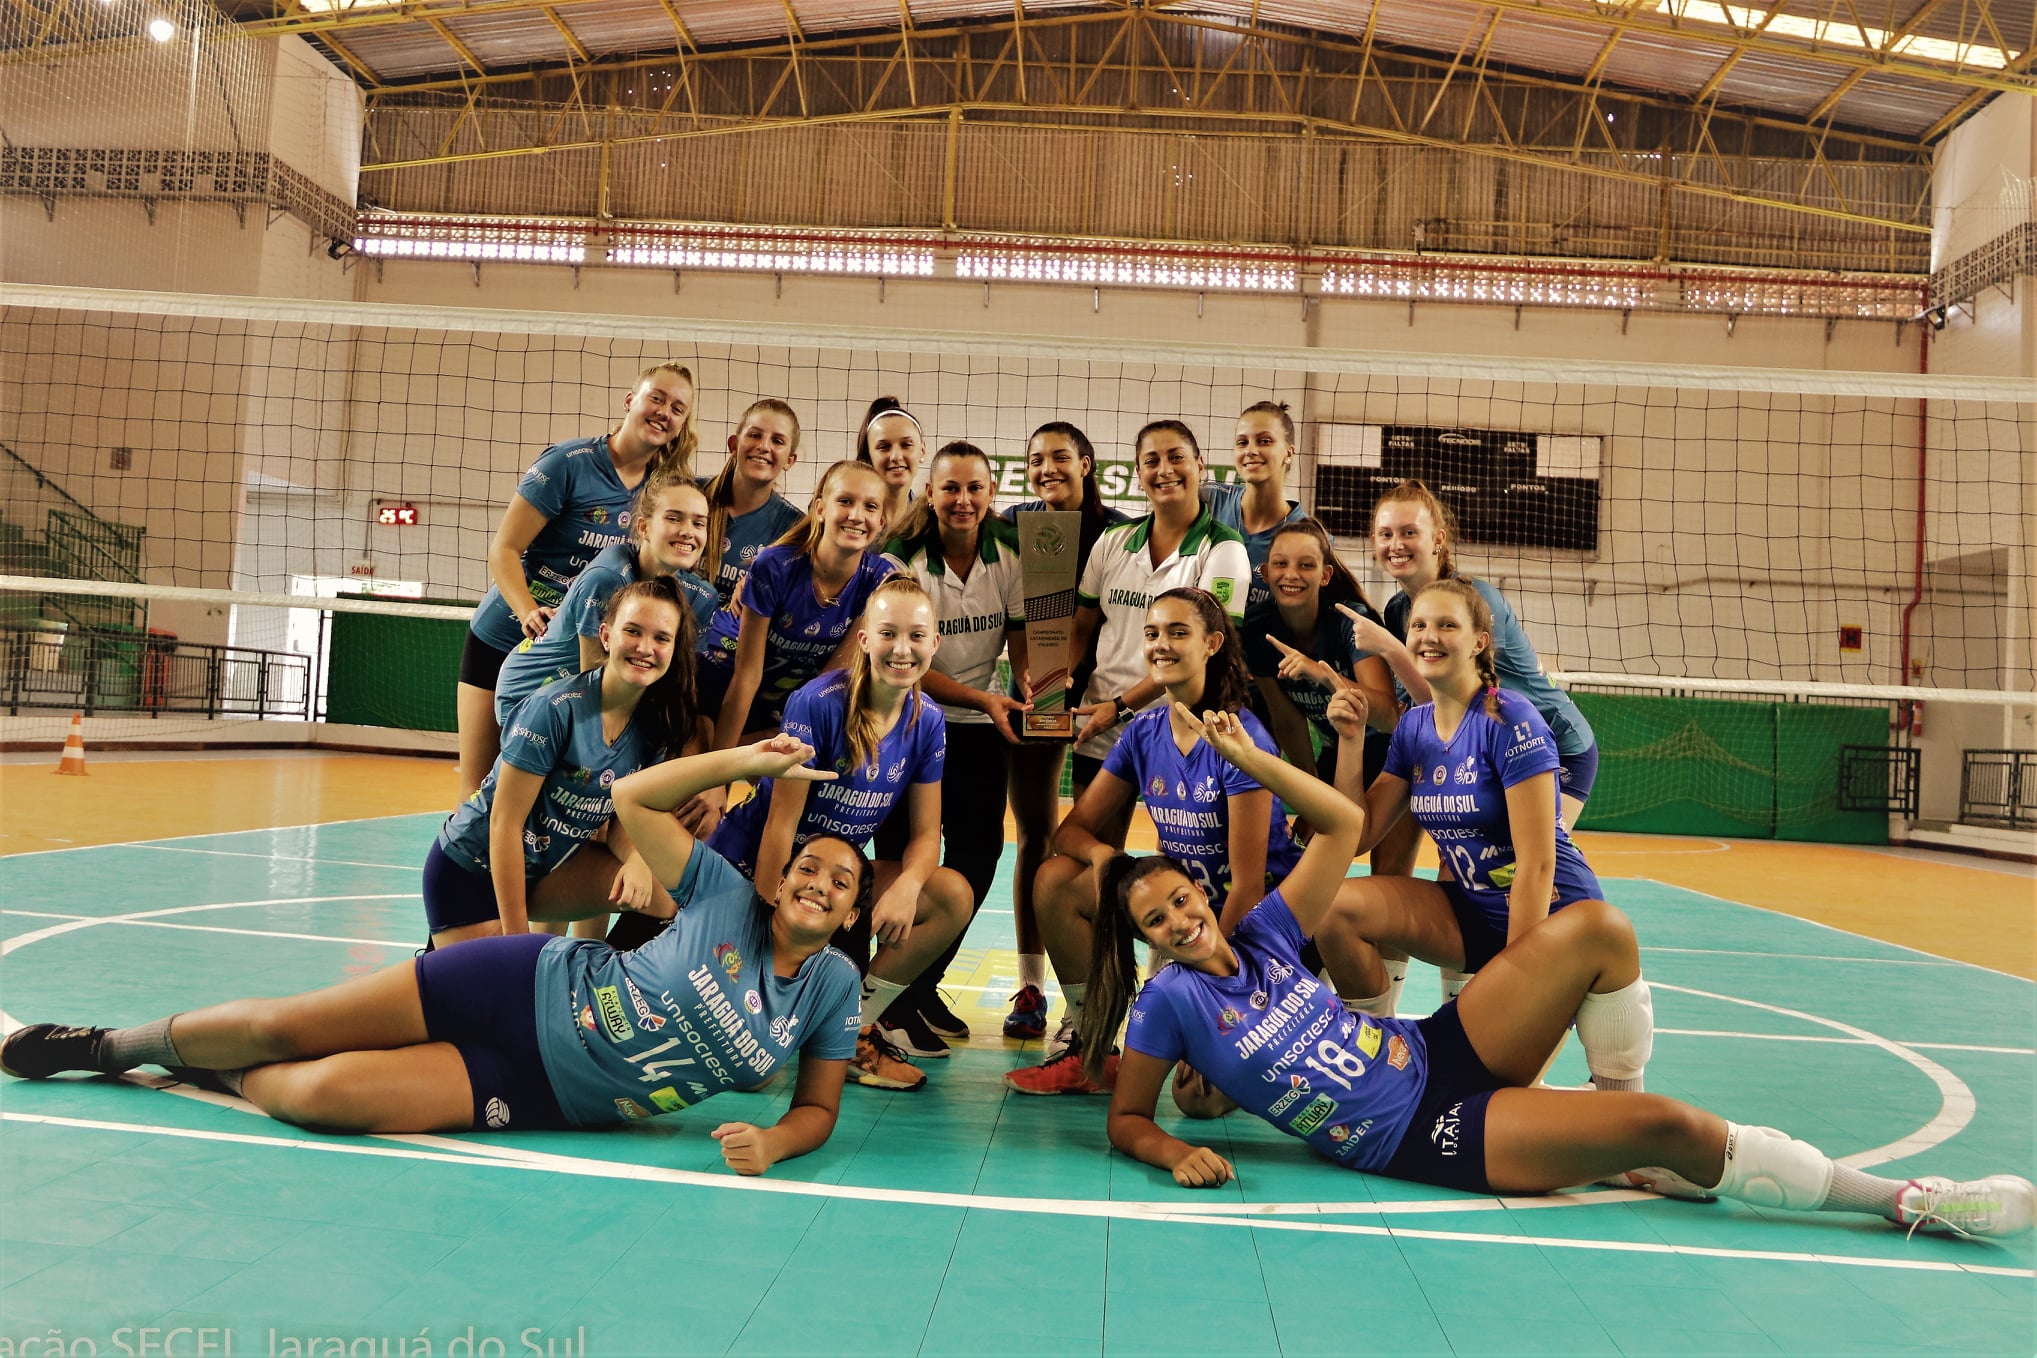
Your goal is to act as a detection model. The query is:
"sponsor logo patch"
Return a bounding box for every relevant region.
[743,990,764,1014]
[594,985,634,1042]
[648,1086,687,1113]
[1387,1034,1410,1070]
[614,1097,652,1120]
[1289,1093,1337,1135]
[714,942,744,981]
[577,1004,597,1033]
[1249,990,1269,1010]
[1355,1022,1382,1059]
[1149,777,1167,797]
[1215,1005,1243,1034]
[1211,579,1233,607]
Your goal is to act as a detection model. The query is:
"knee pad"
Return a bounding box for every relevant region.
[1576,976,1654,1081]
[1713,1123,1833,1211]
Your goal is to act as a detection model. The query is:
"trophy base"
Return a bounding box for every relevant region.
[1021,712,1076,740]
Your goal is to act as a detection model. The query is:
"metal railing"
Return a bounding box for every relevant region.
[1,623,311,720]
[1958,749,2037,831]
[0,442,148,631]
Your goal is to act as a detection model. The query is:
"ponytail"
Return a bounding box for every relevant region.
[1080,853,1197,1083]
[840,575,933,775]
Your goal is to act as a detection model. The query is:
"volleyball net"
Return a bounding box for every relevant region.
[1,282,2029,834]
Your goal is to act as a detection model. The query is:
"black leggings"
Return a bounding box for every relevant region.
[873,720,1013,992]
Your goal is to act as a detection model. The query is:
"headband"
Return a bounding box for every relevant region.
[866,407,922,436]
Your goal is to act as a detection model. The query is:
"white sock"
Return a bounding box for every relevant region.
[860,975,908,1028]
[1017,953,1045,991]
[1577,976,1653,1092]
[1061,982,1086,1025]
[1440,968,1472,1003]
[1384,958,1409,1016]
[1711,1123,1835,1211]
[1339,988,1395,1019]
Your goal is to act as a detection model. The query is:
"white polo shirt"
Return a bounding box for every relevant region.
[1075,506,1250,758]
[882,517,1026,727]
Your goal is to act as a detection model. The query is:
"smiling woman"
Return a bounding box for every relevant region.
[423,578,698,950]
[454,363,701,802]
[1,735,872,1177]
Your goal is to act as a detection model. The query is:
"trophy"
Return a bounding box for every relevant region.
[1015,510,1081,739]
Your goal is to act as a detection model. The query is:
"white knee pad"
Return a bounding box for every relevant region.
[1576,977,1654,1081]
[1713,1123,1834,1211]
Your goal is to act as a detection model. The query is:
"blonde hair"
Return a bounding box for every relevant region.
[620,362,700,479]
[842,575,933,775]
[702,398,801,586]
[1412,577,1501,720]
[774,460,885,555]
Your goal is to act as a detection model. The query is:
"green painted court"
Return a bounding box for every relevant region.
[1,816,2032,1356]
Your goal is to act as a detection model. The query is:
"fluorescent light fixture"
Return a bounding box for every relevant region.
[146,16,175,40]
[298,0,404,14]
[1656,1,2015,69]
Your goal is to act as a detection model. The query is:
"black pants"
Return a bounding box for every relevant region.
[872,720,1013,995]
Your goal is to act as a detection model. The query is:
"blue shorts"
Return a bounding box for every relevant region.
[1382,1000,1504,1193]
[1558,744,1599,804]
[422,840,542,933]
[1441,879,1511,973]
[413,932,569,1131]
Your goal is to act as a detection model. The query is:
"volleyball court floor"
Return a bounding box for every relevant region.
[0,754,2032,1356]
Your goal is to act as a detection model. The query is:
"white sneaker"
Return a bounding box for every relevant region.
[1597,1166,1716,1201]
[1044,1014,1078,1061]
[1895,1175,2035,1239]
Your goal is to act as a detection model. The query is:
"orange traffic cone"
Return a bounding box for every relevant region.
[54,711,87,776]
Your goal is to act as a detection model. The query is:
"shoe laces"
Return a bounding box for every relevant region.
[865,1026,914,1065]
[1901,1180,1985,1239]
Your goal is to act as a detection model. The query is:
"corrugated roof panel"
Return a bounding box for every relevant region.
[1831,72,1972,138]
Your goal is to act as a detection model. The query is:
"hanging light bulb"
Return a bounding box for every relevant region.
[146,16,175,39]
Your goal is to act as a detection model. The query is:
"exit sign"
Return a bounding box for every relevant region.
[376,502,420,527]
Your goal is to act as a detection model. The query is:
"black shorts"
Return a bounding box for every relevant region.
[1381,1000,1505,1193]
[459,630,512,689]
[1071,752,1106,790]
[1442,880,1510,973]
[696,664,786,735]
[413,932,570,1131]
[1310,730,1391,788]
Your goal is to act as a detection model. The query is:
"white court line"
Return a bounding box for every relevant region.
[1635,877,2035,985]
[2,909,417,950]
[116,843,419,871]
[1642,945,1970,968]
[1653,982,1973,1169]
[6,1110,2029,1280]
[2,810,442,860]
[1656,1027,2035,1057]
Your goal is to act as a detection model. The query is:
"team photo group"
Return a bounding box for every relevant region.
[5,364,2029,1241]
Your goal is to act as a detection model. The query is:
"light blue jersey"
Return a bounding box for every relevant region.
[1126,891,1429,1172]
[706,486,807,607]
[707,670,947,873]
[1101,706,1301,901]
[1384,577,1594,757]
[531,844,862,1126]
[1203,481,1308,615]
[470,435,645,654]
[493,542,716,724]
[1382,689,1601,930]
[437,670,658,877]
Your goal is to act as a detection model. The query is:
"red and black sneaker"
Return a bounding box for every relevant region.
[1004,1040,1118,1096]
